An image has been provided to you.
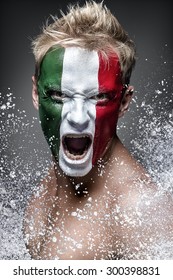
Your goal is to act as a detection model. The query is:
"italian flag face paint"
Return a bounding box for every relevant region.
[37,46,123,177]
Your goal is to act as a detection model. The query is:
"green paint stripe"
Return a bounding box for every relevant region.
[38,46,65,92]
[37,47,65,159]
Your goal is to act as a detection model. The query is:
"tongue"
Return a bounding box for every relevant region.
[65,137,89,154]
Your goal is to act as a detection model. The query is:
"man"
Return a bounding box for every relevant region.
[23,1,173,259]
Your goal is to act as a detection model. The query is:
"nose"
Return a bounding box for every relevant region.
[67,98,90,131]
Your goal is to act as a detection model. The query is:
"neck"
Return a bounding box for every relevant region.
[53,160,100,199]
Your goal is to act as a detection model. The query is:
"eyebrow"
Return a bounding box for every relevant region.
[98,89,115,94]
[44,84,61,90]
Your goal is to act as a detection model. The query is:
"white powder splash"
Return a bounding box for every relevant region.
[0,89,51,259]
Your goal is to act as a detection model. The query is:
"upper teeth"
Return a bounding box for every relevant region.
[65,135,89,138]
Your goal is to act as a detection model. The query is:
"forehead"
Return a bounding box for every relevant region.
[39,46,122,92]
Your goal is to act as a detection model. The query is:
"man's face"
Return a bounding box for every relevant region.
[37,46,123,177]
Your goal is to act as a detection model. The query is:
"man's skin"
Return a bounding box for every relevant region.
[23,46,173,260]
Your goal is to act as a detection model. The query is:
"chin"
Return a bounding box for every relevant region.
[59,161,92,177]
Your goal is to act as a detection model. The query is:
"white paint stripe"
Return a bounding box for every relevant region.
[59,47,99,176]
[61,47,99,95]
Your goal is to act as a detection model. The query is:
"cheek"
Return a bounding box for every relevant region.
[96,101,120,139]
[92,100,121,164]
[39,97,63,157]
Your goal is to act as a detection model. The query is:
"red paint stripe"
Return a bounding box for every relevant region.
[98,53,121,92]
[92,52,123,164]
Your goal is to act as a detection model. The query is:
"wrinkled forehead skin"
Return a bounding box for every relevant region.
[38,46,122,90]
[37,46,123,177]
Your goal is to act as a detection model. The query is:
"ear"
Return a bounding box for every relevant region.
[32,75,39,110]
[118,85,134,118]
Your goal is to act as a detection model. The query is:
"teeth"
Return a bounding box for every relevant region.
[65,149,88,160]
[65,135,89,138]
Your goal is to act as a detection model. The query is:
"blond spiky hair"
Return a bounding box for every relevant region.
[32,1,136,83]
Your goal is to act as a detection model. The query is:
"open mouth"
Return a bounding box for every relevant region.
[63,134,92,160]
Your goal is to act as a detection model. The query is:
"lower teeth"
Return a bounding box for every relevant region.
[65,149,87,159]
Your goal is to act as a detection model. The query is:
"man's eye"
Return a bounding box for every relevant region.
[95,93,108,101]
[91,92,116,105]
[93,92,114,103]
[46,90,64,102]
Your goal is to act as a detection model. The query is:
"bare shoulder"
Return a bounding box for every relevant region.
[23,166,56,258]
[111,140,173,259]
[115,172,173,259]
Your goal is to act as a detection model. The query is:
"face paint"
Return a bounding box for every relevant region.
[37,47,65,158]
[93,52,123,163]
[37,46,123,177]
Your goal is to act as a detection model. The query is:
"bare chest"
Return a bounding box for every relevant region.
[37,197,117,259]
